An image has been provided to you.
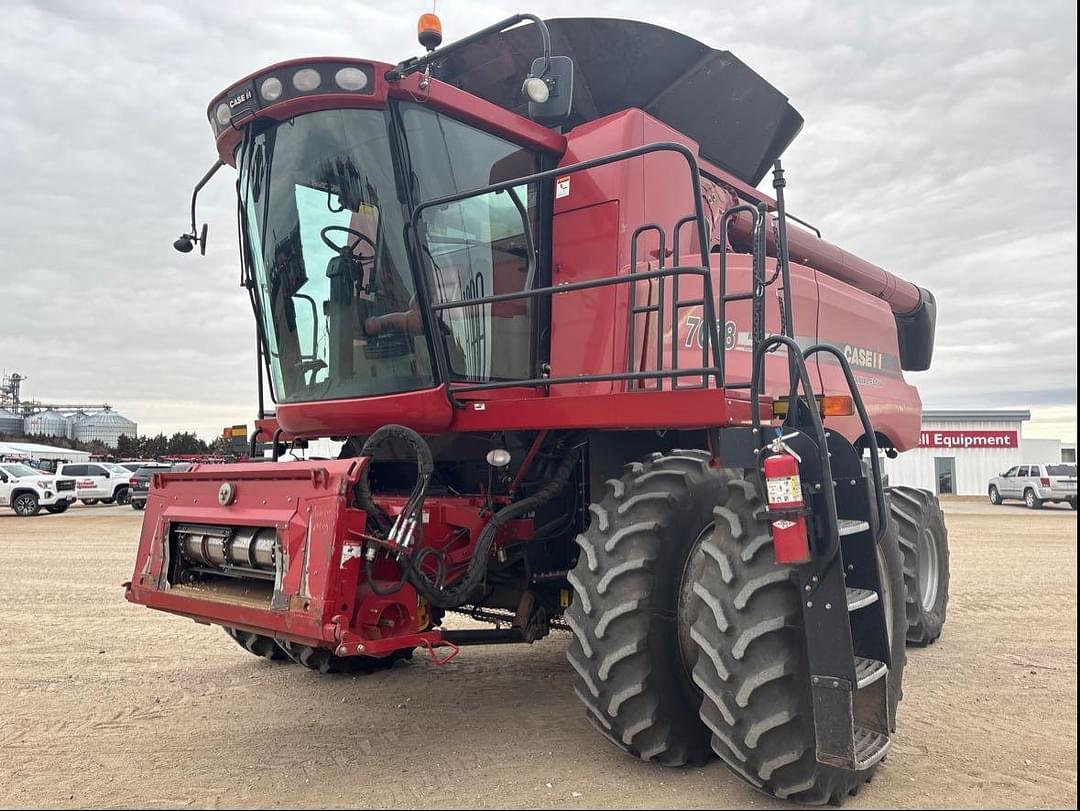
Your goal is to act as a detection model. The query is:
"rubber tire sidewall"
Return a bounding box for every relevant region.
[686,472,907,804]
[13,492,41,516]
[888,487,949,647]
[565,450,722,767]
[988,486,1001,505]
[1024,488,1042,509]
[45,503,70,514]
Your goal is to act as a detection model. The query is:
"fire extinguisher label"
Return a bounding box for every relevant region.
[767,475,802,504]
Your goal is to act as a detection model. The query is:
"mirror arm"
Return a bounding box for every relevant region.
[175,158,225,255]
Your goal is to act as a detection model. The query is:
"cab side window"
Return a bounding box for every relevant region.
[1002,466,1018,477]
[64,464,86,477]
[86,465,107,477]
[1017,466,1030,477]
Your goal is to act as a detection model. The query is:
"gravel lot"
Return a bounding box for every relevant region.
[0,499,1075,809]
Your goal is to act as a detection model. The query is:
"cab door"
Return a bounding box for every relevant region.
[83,464,113,498]
[998,466,1019,498]
[1008,466,1028,498]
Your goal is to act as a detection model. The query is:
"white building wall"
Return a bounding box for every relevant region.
[884,415,1027,496]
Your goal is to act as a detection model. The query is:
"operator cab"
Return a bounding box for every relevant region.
[177,16,808,434]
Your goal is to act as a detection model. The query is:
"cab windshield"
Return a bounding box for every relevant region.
[239,106,541,403]
[240,109,433,403]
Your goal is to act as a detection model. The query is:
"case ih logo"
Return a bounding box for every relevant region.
[919,430,1018,449]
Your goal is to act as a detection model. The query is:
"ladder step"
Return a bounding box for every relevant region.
[853,726,891,770]
[854,656,888,689]
[838,519,870,536]
[845,587,879,611]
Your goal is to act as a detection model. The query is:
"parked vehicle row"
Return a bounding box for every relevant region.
[0,462,77,516]
[989,463,1077,509]
[1,460,194,516]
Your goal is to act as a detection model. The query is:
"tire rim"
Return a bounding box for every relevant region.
[990,487,998,503]
[918,526,939,613]
[14,495,35,515]
[876,544,895,647]
[1026,490,1035,507]
[677,522,716,682]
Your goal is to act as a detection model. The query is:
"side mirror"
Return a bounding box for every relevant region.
[526,55,574,126]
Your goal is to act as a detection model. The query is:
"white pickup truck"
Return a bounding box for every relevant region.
[53,461,134,506]
[0,462,78,516]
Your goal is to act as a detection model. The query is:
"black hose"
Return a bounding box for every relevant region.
[410,444,580,608]
[365,551,410,597]
[356,424,434,533]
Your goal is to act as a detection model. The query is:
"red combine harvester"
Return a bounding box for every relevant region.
[129,15,950,803]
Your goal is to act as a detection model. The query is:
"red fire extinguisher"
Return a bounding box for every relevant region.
[763,437,811,564]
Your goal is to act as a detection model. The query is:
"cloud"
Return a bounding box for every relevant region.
[2,0,1076,441]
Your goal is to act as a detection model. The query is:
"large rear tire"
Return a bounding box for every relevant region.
[565,450,720,767]
[888,487,949,646]
[687,472,906,804]
[278,640,412,674]
[223,627,290,662]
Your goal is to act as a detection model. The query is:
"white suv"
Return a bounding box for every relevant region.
[989,463,1078,509]
[53,462,133,506]
[0,462,78,516]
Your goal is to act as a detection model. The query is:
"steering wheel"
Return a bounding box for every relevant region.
[320,225,376,260]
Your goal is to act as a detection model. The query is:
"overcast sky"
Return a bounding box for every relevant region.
[2,1,1076,441]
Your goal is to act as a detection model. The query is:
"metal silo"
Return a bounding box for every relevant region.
[24,409,71,439]
[75,408,138,447]
[0,407,23,435]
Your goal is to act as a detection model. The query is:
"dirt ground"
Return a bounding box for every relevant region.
[0,499,1075,809]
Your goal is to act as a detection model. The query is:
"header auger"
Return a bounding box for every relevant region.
[134,13,950,804]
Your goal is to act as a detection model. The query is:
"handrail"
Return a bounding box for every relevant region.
[409,141,720,402]
[802,344,889,544]
[749,334,843,566]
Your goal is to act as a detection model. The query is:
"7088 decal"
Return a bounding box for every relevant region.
[684,316,744,351]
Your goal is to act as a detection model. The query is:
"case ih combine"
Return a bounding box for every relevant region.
[129,15,950,803]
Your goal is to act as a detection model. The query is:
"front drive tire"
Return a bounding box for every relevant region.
[687,473,907,804]
[13,492,41,517]
[45,503,70,514]
[565,450,721,767]
[988,486,1002,505]
[888,487,950,646]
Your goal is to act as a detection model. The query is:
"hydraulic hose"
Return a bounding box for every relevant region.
[356,424,434,534]
[411,443,580,608]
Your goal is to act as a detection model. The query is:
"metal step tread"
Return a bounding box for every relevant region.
[846,587,880,611]
[838,519,871,536]
[854,655,888,689]
[853,726,891,770]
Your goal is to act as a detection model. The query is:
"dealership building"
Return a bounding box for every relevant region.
[883,410,1076,496]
